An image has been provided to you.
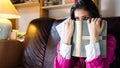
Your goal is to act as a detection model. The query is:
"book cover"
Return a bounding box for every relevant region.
[56,18,107,58]
[71,20,107,58]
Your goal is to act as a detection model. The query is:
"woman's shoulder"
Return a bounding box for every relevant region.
[107,34,116,41]
[107,34,117,46]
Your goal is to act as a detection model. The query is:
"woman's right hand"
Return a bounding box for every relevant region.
[87,18,104,44]
[62,19,74,45]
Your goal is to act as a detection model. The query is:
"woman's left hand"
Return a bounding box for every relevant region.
[87,18,104,44]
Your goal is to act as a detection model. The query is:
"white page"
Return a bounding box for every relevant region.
[56,17,70,41]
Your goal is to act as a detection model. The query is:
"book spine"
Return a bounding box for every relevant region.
[74,21,82,57]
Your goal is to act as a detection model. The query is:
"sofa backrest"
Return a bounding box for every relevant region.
[23,18,55,68]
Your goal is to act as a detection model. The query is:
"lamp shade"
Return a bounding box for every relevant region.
[0,0,20,19]
[0,0,20,40]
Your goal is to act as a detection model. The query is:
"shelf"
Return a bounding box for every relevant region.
[42,3,74,9]
[14,2,40,7]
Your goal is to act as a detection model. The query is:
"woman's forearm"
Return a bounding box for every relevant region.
[90,36,99,44]
[85,42,101,61]
[60,42,72,59]
[62,38,72,45]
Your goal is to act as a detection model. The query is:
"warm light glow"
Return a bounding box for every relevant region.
[28,25,37,35]
[0,0,20,19]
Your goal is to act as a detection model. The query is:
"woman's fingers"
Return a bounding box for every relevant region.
[69,20,74,28]
[91,18,94,22]
[93,18,98,24]
[96,18,101,25]
[87,18,90,24]
[64,19,74,31]
[71,20,74,27]
[100,20,105,32]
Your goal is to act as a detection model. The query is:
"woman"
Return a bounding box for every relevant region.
[54,0,116,68]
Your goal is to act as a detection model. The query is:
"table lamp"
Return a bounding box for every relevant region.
[0,0,20,40]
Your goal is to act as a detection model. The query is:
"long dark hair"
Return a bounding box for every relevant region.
[71,0,100,20]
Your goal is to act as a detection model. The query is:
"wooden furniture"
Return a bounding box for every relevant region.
[9,19,18,29]
[40,0,99,18]
[0,40,24,68]
[14,2,40,8]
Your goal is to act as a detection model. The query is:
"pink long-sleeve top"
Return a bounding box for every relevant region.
[54,34,116,68]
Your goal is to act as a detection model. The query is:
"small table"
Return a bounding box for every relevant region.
[0,40,24,68]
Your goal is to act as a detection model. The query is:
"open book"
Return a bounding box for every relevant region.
[56,18,107,58]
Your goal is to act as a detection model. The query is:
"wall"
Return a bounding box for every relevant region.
[17,6,39,32]
[49,8,71,19]
[49,0,120,19]
[100,0,120,17]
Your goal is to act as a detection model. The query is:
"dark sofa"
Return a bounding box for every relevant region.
[23,17,120,68]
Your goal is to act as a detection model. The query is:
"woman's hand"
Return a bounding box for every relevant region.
[87,18,104,44]
[62,19,74,45]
